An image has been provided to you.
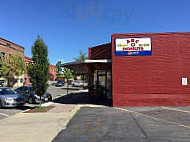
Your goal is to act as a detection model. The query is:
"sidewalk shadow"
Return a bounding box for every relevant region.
[61,88,80,91]
[53,92,112,107]
[0,105,36,111]
[15,105,37,110]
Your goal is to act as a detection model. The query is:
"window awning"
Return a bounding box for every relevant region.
[61,59,112,73]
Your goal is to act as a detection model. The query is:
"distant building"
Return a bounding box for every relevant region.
[0,38,25,87]
[49,64,57,81]
[24,56,57,86]
[0,37,57,87]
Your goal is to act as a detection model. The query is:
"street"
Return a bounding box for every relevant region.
[0,85,82,120]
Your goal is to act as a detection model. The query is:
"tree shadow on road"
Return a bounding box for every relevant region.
[53,92,112,107]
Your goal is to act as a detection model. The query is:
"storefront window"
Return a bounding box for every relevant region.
[98,70,106,87]
[107,70,112,100]
[94,70,97,86]
[107,70,112,90]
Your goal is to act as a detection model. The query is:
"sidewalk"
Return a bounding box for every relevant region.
[0,103,81,142]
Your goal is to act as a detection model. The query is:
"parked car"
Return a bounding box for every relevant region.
[0,87,25,108]
[49,81,57,86]
[83,80,88,88]
[15,86,52,104]
[51,82,56,86]
[72,80,84,87]
[68,79,74,85]
[55,80,65,87]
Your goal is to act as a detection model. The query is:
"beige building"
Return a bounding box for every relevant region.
[0,38,25,87]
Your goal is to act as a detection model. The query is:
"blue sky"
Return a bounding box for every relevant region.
[0,0,190,65]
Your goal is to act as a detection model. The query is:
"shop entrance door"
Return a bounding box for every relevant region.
[94,70,112,99]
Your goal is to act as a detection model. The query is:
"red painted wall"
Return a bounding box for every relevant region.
[112,32,190,106]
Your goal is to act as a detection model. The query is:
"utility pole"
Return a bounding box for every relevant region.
[67,74,69,95]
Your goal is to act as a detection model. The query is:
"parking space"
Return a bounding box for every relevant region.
[0,104,37,120]
[0,85,84,120]
[53,106,190,142]
[130,106,190,127]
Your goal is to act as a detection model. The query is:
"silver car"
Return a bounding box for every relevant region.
[0,87,25,108]
[72,80,84,87]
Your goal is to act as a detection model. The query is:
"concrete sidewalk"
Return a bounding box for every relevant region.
[0,103,81,142]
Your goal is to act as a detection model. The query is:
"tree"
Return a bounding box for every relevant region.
[0,53,4,75]
[73,49,88,80]
[56,61,62,74]
[63,67,73,94]
[0,53,26,87]
[73,49,87,62]
[63,67,73,79]
[27,36,49,106]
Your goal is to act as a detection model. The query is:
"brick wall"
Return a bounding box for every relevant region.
[0,38,24,59]
[112,32,190,106]
[49,65,57,81]
[0,38,25,87]
[24,56,57,86]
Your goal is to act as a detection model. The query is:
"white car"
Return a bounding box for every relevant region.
[72,80,84,87]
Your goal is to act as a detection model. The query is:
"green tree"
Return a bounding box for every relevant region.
[56,61,62,74]
[63,67,73,79]
[27,36,49,106]
[73,49,87,62]
[0,53,4,63]
[0,54,26,87]
[73,49,88,80]
[0,53,4,75]
[63,67,73,94]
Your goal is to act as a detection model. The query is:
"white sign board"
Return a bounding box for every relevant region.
[182,78,187,85]
[115,37,152,56]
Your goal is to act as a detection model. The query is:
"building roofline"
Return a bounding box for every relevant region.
[0,37,25,49]
[24,56,32,60]
[25,56,56,66]
[61,59,112,67]
[89,43,111,49]
[112,31,190,36]
[49,64,56,67]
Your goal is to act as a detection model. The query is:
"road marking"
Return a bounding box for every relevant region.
[162,106,190,114]
[115,107,190,130]
[0,113,9,117]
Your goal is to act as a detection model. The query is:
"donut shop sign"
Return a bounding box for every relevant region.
[115,37,152,56]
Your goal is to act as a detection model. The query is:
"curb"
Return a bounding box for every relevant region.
[0,102,55,121]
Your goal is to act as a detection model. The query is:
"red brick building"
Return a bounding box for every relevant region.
[64,32,190,107]
[24,56,57,86]
[0,38,25,86]
[0,38,24,58]
[49,64,57,81]
[0,37,57,87]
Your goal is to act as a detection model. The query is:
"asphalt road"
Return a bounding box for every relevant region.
[47,84,81,100]
[0,85,81,120]
[53,107,190,142]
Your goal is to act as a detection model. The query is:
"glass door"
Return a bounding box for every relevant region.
[93,70,112,99]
